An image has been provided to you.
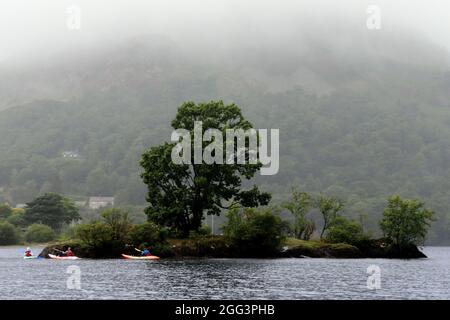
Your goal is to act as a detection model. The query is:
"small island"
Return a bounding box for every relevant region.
[38,235,427,260]
[0,102,433,260]
[30,102,433,260]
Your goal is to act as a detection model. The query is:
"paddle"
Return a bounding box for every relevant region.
[53,248,66,257]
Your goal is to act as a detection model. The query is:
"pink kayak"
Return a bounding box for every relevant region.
[48,254,80,260]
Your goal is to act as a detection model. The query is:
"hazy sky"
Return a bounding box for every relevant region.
[0,0,449,63]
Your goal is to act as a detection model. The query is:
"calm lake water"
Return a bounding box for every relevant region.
[0,246,449,299]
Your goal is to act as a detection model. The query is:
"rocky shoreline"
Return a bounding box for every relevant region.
[38,237,427,259]
[281,239,426,259]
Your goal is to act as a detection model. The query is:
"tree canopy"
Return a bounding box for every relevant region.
[380,195,434,247]
[23,193,80,230]
[0,204,12,219]
[0,221,18,245]
[140,101,271,236]
[316,195,344,239]
[282,189,315,240]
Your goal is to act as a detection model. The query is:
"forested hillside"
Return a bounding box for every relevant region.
[1,33,450,243]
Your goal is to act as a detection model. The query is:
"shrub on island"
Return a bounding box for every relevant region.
[325,216,366,245]
[71,209,171,258]
[222,208,286,257]
[129,221,168,248]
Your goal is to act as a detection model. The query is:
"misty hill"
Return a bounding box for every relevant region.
[1,32,450,243]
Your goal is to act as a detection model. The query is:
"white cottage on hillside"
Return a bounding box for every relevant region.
[62,151,80,159]
[88,197,114,210]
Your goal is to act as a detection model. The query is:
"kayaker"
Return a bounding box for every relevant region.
[64,247,74,257]
[24,247,33,257]
[141,248,151,256]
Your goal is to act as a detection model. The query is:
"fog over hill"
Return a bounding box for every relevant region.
[1,0,450,109]
[1,1,450,243]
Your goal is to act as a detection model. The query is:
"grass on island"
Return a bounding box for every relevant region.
[282,237,362,258]
[284,237,357,250]
[168,236,356,251]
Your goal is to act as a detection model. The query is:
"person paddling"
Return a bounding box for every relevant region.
[64,247,74,257]
[24,247,33,257]
[135,247,152,256]
[54,247,74,257]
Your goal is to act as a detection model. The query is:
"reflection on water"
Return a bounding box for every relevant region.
[0,246,449,299]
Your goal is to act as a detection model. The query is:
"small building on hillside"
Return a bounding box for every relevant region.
[88,197,114,210]
[62,151,80,159]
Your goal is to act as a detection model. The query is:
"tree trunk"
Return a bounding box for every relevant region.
[320,223,326,239]
[190,208,203,233]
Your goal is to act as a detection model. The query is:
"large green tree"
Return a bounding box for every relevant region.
[380,195,434,248]
[23,193,80,230]
[140,101,271,236]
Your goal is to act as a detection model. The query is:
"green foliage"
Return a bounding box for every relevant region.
[168,236,231,257]
[24,193,80,230]
[0,204,13,219]
[58,224,78,242]
[325,216,366,245]
[129,221,167,247]
[380,195,434,247]
[284,237,361,258]
[75,222,113,248]
[316,195,344,239]
[101,208,132,243]
[24,224,56,243]
[74,217,169,257]
[75,208,135,248]
[222,208,285,256]
[6,213,26,227]
[283,189,315,240]
[140,101,271,236]
[0,221,19,245]
[189,224,212,238]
